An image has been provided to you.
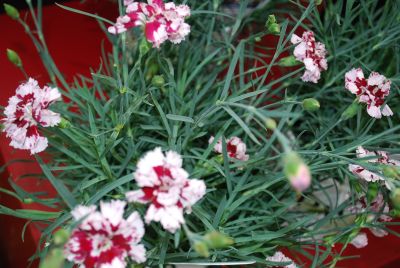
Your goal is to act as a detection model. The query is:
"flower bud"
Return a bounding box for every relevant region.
[204,231,234,249]
[391,188,400,210]
[3,3,19,20]
[265,15,280,34]
[265,118,277,130]
[53,229,70,246]
[366,182,379,203]
[139,38,150,56]
[59,118,71,129]
[254,36,261,42]
[341,101,360,120]
[193,241,209,258]
[6,49,22,67]
[151,75,165,88]
[284,152,311,192]
[23,198,34,204]
[278,56,301,67]
[302,98,320,111]
[39,248,64,268]
[119,87,128,94]
[383,166,400,179]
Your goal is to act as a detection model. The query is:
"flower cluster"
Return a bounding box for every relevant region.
[2,78,61,154]
[64,201,146,267]
[291,31,328,83]
[349,146,400,190]
[209,136,249,161]
[266,251,298,268]
[345,68,392,119]
[126,147,206,233]
[108,0,191,48]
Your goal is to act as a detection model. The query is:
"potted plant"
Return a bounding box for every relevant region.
[1,0,400,267]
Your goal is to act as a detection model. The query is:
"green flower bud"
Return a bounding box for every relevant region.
[265,15,280,34]
[119,87,128,94]
[6,49,22,67]
[53,229,70,246]
[383,166,400,179]
[341,101,360,120]
[193,241,209,257]
[151,75,165,88]
[204,231,234,249]
[39,248,64,268]
[366,182,379,203]
[59,118,71,129]
[3,3,19,20]
[139,38,151,56]
[23,198,34,204]
[278,56,301,67]
[315,0,323,5]
[391,188,400,210]
[302,98,320,111]
[145,62,159,81]
[265,118,277,130]
[254,36,261,42]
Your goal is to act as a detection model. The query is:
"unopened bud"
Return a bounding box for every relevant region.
[265,15,280,34]
[145,63,159,81]
[193,241,209,258]
[265,118,277,130]
[315,0,323,5]
[139,38,150,56]
[204,231,234,249]
[3,3,19,20]
[39,248,64,268]
[254,36,261,42]
[383,166,400,179]
[59,118,71,129]
[284,152,311,192]
[366,183,379,203]
[151,75,165,88]
[302,98,320,111]
[391,188,400,210]
[6,49,22,67]
[119,87,128,94]
[23,198,34,204]
[53,229,70,246]
[341,101,360,120]
[278,56,301,67]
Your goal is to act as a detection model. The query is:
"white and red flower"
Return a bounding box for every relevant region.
[209,136,249,161]
[345,68,392,118]
[64,200,146,268]
[290,31,328,83]
[108,0,191,48]
[350,232,368,249]
[2,78,61,154]
[266,251,298,268]
[126,148,206,233]
[349,146,400,189]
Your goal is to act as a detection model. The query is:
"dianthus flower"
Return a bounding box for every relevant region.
[349,146,399,189]
[64,201,146,268]
[108,0,190,48]
[345,68,392,118]
[126,147,206,233]
[209,136,249,161]
[2,78,61,154]
[266,251,298,268]
[290,31,328,83]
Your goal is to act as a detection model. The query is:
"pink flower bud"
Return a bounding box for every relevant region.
[289,162,312,192]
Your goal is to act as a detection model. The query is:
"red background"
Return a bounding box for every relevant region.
[0,1,399,267]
